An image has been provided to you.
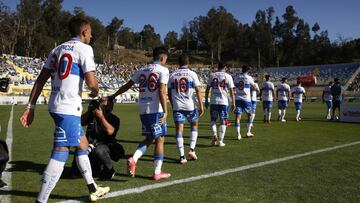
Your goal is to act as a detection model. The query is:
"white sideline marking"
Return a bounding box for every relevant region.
[57,140,360,203]
[0,105,14,203]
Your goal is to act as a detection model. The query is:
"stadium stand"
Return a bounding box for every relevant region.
[348,73,360,92]
[1,54,360,99]
[264,63,360,86]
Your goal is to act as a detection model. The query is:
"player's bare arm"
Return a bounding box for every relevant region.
[110,80,135,100]
[19,68,51,128]
[168,87,173,107]
[158,83,167,125]
[195,86,204,117]
[272,89,276,101]
[230,87,236,112]
[205,85,211,109]
[85,71,99,98]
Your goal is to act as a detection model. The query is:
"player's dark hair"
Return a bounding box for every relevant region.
[265,75,271,81]
[68,16,90,37]
[178,54,189,67]
[241,64,251,73]
[334,78,339,83]
[281,77,287,83]
[328,81,333,85]
[218,62,227,70]
[153,47,168,60]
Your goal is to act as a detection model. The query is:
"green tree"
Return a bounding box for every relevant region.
[197,6,238,63]
[106,17,124,50]
[118,27,138,49]
[164,31,178,49]
[16,0,42,56]
[140,24,161,50]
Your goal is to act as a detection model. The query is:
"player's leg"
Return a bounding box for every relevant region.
[218,105,229,147]
[176,123,186,163]
[281,101,288,122]
[189,121,199,160]
[153,136,171,180]
[278,101,282,120]
[127,114,155,177]
[152,113,170,180]
[250,101,256,127]
[295,102,301,121]
[262,101,267,123]
[210,105,219,145]
[234,100,243,139]
[75,136,109,201]
[328,101,332,119]
[188,109,200,160]
[326,101,332,119]
[246,102,254,137]
[36,146,69,203]
[268,101,273,123]
[37,114,76,203]
[173,111,186,163]
[334,100,340,120]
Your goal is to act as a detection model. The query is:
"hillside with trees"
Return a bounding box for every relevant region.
[0,0,359,67]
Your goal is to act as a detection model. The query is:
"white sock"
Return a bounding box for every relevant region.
[282,110,286,120]
[133,144,147,163]
[268,111,272,121]
[250,113,255,124]
[154,155,164,175]
[296,110,301,119]
[247,123,252,133]
[189,129,198,150]
[176,134,185,157]
[210,121,217,135]
[219,125,226,142]
[76,151,95,185]
[37,158,65,203]
[278,109,282,117]
[236,122,240,135]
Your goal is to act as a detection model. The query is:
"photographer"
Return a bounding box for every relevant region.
[0,139,9,188]
[81,97,123,180]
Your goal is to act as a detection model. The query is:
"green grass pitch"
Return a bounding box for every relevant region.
[1,102,360,202]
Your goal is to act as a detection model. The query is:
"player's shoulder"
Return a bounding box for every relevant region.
[188,68,198,75]
[224,72,232,78]
[157,64,169,73]
[70,41,93,55]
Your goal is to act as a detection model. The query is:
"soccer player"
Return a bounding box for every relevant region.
[249,80,260,127]
[291,81,307,121]
[331,78,343,120]
[233,65,256,138]
[109,47,170,181]
[276,77,291,122]
[168,54,204,163]
[260,75,275,123]
[205,62,235,146]
[322,81,333,120]
[19,16,109,202]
